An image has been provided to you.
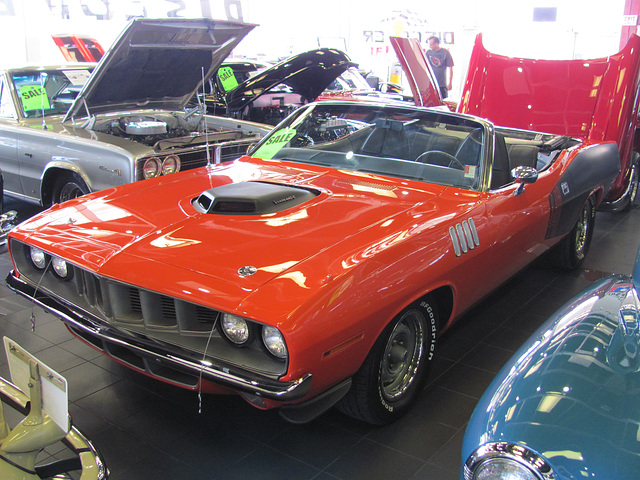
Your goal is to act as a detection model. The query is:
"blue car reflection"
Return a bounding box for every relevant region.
[461,244,640,480]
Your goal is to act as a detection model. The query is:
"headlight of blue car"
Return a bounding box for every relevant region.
[464,443,556,480]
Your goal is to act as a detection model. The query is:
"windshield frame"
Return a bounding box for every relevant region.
[9,66,93,120]
[250,101,493,191]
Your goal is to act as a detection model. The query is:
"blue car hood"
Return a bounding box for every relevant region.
[462,274,640,479]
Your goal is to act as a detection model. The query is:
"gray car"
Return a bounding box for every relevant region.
[0,18,270,207]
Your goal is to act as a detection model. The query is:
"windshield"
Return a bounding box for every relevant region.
[251,102,486,189]
[10,68,93,118]
[325,67,373,93]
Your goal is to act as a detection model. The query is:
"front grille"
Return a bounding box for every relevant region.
[10,239,287,378]
[67,267,220,333]
[135,139,255,181]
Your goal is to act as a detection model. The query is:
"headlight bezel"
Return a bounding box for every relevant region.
[219,313,288,361]
[262,325,288,359]
[162,155,181,175]
[220,313,255,345]
[26,246,74,281]
[464,442,556,480]
[29,246,47,270]
[51,256,70,279]
[142,156,162,179]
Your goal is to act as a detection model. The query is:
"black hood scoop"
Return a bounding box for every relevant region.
[192,181,319,215]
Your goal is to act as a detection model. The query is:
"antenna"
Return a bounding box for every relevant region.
[40,73,47,130]
[202,67,212,171]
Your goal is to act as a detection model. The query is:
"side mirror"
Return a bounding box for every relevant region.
[512,166,538,196]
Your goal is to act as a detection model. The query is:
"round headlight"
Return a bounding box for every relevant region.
[162,155,181,175]
[143,157,161,179]
[221,313,252,345]
[262,326,288,359]
[51,257,69,278]
[472,458,539,480]
[30,247,47,270]
[465,443,555,480]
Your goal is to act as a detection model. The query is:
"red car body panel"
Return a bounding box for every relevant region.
[52,34,105,62]
[389,36,443,108]
[458,33,640,207]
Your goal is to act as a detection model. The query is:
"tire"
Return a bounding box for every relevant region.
[550,195,595,269]
[336,299,438,425]
[51,172,90,205]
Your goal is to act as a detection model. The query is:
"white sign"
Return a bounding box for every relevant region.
[623,15,638,26]
[4,337,69,433]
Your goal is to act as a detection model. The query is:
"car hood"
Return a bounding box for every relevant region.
[462,269,640,479]
[389,36,443,107]
[224,48,357,112]
[64,18,255,121]
[16,158,446,310]
[457,33,640,141]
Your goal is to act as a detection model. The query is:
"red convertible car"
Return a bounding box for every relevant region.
[6,101,619,425]
[458,33,640,211]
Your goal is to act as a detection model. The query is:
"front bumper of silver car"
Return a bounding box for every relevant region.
[0,210,17,246]
[6,271,312,402]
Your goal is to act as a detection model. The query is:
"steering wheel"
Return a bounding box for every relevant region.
[415,151,465,170]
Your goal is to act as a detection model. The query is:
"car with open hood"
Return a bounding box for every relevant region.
[201,48,357,125]
[201,47,413,126]
[0,18,270,207]
[5,100,620,425]
[461,243,640,480]
[458,33,640,211]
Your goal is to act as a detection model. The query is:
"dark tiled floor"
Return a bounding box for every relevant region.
[0,197,638,480]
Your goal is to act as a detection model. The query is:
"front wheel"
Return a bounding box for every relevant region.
[550,195,595,269]
[336,300,438,425]
[51,172,90,205]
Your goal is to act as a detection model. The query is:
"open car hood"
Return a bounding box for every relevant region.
[224,48,357,112]
[457,33,640,140]
[64,18,255,121]
[389,36,443,107]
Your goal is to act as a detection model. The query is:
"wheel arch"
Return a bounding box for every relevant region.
[417,285,454,334]
[41,164,92,207]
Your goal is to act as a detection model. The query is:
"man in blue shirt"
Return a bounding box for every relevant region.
[426,36,454,99]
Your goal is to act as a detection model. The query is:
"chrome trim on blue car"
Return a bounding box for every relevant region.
[464,442,557,480]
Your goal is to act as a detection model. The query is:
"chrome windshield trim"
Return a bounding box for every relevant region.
[6,271,312,402]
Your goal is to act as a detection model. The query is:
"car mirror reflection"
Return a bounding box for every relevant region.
[512,166,538,196]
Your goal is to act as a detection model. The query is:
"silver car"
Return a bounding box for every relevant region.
[0,18,270,207]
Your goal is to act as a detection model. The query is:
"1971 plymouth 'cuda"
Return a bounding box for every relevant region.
[0,18,270,207]
[5,101,620,424]
[461,244,640,480]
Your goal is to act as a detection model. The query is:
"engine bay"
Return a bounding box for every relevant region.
[90,110,262,150]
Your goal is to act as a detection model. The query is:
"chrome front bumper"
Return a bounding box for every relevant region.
[6,272,312,402]
[0,210,17,246]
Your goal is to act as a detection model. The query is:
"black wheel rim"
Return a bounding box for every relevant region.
[59,183,84,203]
[379,310,425,402]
